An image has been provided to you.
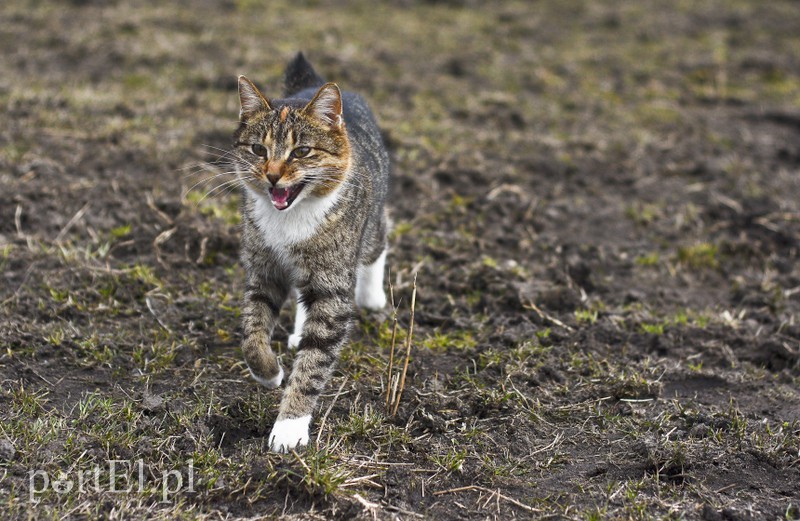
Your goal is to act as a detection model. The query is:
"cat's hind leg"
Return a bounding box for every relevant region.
[288,289,306,350]
[355,249,387,310]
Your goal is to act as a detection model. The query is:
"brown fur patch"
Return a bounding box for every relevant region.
[280,106,289,122]
[310,132,351,197]
[310,168,348,197]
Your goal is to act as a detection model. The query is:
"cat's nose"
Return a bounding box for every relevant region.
[264,161,284,186]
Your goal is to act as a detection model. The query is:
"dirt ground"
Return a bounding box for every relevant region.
[1,0,799,519]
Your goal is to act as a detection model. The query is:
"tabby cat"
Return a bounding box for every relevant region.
[231,53,390,452]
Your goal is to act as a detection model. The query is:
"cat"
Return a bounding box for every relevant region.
[230,53,390,452]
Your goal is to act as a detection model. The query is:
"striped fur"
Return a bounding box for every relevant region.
[231,53,390,452]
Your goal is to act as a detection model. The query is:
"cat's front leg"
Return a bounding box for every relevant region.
[269,279,355,452]
[241,270,290,389]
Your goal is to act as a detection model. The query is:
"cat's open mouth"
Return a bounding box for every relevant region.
[269,182,306,211]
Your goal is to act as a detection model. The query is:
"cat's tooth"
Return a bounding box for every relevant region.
[271,188,290,210]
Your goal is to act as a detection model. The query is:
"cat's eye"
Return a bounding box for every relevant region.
[291,146,311,159]
[251,143,269,157]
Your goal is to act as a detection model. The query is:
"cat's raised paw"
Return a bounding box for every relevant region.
[250,365,284,389]
[269,415,311,453]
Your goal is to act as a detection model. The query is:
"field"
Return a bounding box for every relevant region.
[1,0,800,519]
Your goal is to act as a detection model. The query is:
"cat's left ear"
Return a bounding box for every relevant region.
[238,75,272,121]
[303,83,343,128]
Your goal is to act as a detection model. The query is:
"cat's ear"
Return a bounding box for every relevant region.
[238,75,272,120]
[303,83,343,128]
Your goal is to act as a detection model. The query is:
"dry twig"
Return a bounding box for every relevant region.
[433,485,542,513]
[391,273,417,416]
[315,377,349,446]
[54,202,90,243]
[384,283,399,412]
[523,300,574,332]
[14,204,24,239]
[290,450,311,473]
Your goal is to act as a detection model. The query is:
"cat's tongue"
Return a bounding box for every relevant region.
[270,187,291,210]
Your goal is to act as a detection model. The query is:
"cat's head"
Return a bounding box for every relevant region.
[232,76,351,211]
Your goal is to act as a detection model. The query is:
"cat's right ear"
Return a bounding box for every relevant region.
[238,76,272,121]
[303,83,343,128]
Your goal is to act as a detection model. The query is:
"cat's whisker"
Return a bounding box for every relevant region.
[178,162,224,180]
[312,175,367,192]
[218,182,246,200]
[179,155,245,178]
[176,161,210,173]
[183,171,242,196]
[236,158,256,170]
[197,178,246,204]
[187,169,249,195]
[183,176,227,199]
[209,174,249,192]
[185,150,241,170]
[197,152,234,163]
[183,166,239,182]
[201,144,236,153]
[201,146,242,163]
[302,169,367,189]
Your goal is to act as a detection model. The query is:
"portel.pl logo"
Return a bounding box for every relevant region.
[29,459,194,503]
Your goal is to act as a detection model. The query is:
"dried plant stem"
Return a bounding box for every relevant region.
[389,373,400,413]
[432,485,542,513]
[523,300,574,332]
[385,283,399,412]
[290,450,311,473]
[54,201,90,243]
[392,273,417,417]
[315,377,349,446]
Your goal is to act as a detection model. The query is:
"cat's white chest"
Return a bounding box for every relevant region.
[249,188,338,250]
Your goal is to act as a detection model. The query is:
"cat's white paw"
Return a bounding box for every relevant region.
[250,365,283,389]
[269,415,311,453]
[287,333,303,350]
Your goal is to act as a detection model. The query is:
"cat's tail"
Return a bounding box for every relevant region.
[283,52,326,97]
